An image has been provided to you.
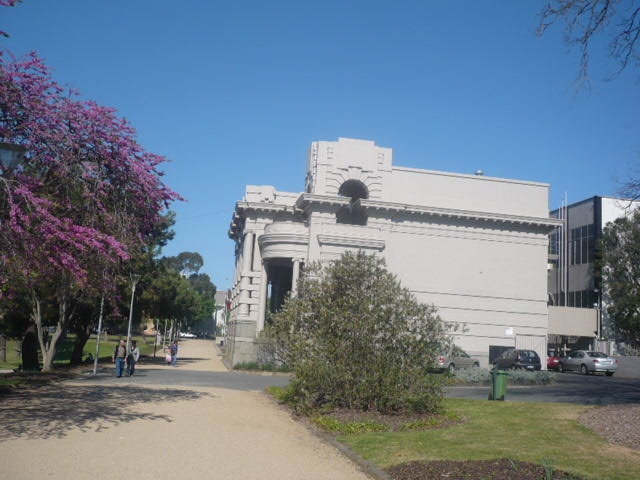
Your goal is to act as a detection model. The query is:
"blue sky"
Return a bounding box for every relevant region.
[4,1,639,290]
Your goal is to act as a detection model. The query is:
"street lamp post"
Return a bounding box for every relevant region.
[126,273,141,353]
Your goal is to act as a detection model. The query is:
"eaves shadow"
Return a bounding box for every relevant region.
[0,383,211,441]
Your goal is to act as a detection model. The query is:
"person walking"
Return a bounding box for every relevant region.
[126,340,140,377]
[112,339,127,378]
[169,340,178,367]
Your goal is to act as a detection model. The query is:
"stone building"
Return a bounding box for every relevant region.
[226,138,560,367]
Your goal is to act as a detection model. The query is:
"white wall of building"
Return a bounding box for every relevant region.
[226,138,559,367]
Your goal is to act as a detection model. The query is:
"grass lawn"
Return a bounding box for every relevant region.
[0,334,157,371]
[339,398,640,480]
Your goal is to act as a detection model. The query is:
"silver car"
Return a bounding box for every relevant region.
[434,348,480,372]
[558,350,618,376]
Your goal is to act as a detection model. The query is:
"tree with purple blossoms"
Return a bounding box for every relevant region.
[0,51,180,371]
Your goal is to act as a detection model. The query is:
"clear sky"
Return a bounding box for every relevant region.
[4,1,639,290]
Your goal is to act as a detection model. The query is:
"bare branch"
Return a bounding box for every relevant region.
[538,0,640,84]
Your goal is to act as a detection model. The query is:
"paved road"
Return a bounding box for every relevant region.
[85,363,290,391]
[88,352,639,406]
[1,340,376,480]
[446,372,640,404]
[84,349,637,406]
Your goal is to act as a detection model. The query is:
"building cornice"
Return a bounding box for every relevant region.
[317,234,385,251]
[358,199,562,230]
[229,201,299,239]
[295,193,351,210]
[236,200,297,214]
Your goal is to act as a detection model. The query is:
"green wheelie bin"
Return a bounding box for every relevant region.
[489,369,508,401]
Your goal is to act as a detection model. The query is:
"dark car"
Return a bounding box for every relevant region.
[492,349,541,371]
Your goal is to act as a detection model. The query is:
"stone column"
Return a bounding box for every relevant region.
[238,232,254,316]
[291,258,301,297]
[257,262,269,332]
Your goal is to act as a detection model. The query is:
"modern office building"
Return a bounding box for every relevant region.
[226,138,561,367]
[548,195,640,349]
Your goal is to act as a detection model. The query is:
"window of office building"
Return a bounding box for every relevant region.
[549,232,559,255]
[570,224,595,265]
[567,289,597,308]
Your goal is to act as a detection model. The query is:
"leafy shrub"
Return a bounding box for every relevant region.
[232,360,291,373]
[263,251,453,415]
[504,369,556,385]
[452,368,556,385]
[452,367,492,384]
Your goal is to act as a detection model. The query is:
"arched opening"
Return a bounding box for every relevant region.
[338,179,369,202]
[336,179,368,225]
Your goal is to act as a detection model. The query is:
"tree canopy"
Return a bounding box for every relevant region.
[264,251,452,415]
[0,50,180,370]
[600,208,640,347]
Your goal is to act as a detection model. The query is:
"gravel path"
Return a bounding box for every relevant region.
[0,339,374,480]
[579,404,640,450]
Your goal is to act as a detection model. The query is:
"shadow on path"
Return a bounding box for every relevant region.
[139,355,211,367]
[0,383,210,441]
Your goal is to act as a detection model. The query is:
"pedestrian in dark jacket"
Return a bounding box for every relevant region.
[112,339,126,377]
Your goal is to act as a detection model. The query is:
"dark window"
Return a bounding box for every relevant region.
[336,180,369,225]
[570,223,596,266]
[549,232,559,255]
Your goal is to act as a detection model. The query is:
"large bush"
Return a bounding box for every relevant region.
[264,251,452,414]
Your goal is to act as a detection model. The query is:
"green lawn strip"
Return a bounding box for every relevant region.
[0,335,156,371]
[339,398,640,480]
[0,338,21,370]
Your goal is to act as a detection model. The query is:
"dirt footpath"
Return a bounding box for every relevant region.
[0,339,374,480]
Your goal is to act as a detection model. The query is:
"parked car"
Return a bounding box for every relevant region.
[558,350,618,376]
[179,332,197,339]
[492,348,541,371]
[547,351,561,371]
[433,348,480,372]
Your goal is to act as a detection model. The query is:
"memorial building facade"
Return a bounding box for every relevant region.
[226,138,560,367]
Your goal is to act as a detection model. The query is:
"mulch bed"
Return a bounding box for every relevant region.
[385,458,587,480]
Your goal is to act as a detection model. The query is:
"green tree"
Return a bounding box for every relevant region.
[600,208,640,346]
[141,253,216,338]
[264,251,452,415]
[187,273,217,337]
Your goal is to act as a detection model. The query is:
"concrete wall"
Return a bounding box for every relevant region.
[388,167,550,218]
[548,306,597,337]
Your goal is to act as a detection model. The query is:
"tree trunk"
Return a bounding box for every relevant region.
[31,284,75,372]
[70,328,90,365]
[0,333,6,362]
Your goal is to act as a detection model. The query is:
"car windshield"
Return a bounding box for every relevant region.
[587,351,608,358]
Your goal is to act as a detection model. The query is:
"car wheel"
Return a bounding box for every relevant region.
[448,363,455,373]
[472,362,479,368]
[606,371,614,377]
[581,364,588,375]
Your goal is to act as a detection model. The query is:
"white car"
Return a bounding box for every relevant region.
[179,332,197,338]
[434,348,480,372]
[558,350,617,376]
